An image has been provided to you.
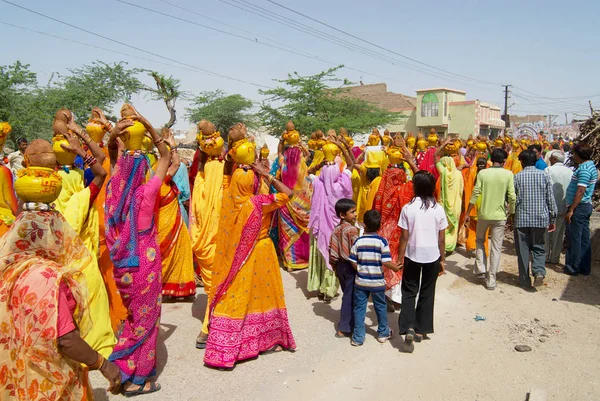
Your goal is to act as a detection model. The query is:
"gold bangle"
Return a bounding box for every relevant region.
[88,353,105,371]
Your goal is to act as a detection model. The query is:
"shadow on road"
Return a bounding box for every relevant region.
[157,323,177,378]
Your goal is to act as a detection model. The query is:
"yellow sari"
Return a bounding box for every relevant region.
[158,181,195,297]
[204,169,296,368]
[0,165,17,237]
[437,157,464,253]
[190,158,223,335]
[53,169,115,358]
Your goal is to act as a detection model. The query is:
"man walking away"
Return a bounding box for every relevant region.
[545,151,573,264]
[465,149,516,290]
[564,144,598,276]
[514,150,558,290]
[528,144,548,171]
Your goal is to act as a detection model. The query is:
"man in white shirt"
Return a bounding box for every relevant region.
[546,150,573,264]
[7,137,27,176]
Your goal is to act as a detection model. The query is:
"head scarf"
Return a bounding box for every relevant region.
[308,162,353,270]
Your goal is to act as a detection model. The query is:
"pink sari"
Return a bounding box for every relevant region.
[105,153,162,385]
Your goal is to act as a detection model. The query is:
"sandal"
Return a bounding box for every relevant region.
[335,331,350,338]
[414,333,430,343]
[195,333,208,349]
[123,382,161,398]
[264,345,283,354]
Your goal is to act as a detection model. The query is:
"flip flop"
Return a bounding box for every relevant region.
[123,382,161,398]
[195,334,208,349]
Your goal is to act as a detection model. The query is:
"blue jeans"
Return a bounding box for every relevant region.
[352,287,389,345]
[565,203,593,275]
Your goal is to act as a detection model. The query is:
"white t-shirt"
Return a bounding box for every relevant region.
[398,197,448,263]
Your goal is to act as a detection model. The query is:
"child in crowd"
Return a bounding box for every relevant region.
[398,171,447,353]
[329,198,359,338]
[349,210,399,346]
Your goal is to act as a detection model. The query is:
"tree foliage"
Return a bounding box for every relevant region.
[146,72,187,128]
[0,61,145,146]
[259,65,401,136]
[186,90,255,134]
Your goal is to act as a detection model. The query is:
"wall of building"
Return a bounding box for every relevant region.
[416,90,467,129]
[385,108,417,134]
[448,103,476,138]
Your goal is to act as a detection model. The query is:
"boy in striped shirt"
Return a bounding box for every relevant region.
[349,210,400,346]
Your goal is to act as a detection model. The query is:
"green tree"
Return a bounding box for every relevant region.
[186,90,255,134]
[0,61,146,145]
[259,65,400,136]
[146,72,187,128]
[0,61,41,146]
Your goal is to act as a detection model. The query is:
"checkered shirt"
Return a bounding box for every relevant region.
[514,166,558,228]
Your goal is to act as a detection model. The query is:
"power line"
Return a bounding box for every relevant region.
[219,0,501,92]
[512,86,600,101]
[0,0,271,89]
[122,0,417,88]
[265,0,501,86]
[0,22,207,76]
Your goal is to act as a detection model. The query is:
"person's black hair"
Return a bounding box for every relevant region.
[363,210,381,232]
[411,170,437,210]
[563,143,571,152]
[334,198,356,218]
[17,137,27,145]
[528,144,542,153]
[490,148,508,164]
[476,157,487,167]
[365,167,380,182]
[572,143,592,161]
[552,143,560,150]
[519,150,537,167]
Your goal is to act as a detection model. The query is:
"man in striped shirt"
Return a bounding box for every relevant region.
[514,150,558,290]
[564,144,598,276]
[349,210,399,346]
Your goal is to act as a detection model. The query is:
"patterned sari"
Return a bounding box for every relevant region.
[158,180,195,297]
[277,147,311,270]
[105,153,162,385]
[373,167,414,302]
[0,210,92,401]
[205,168,296,368]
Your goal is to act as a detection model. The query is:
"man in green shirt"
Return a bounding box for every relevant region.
[465,149,517,290]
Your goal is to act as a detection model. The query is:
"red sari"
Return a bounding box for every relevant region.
[373,167,414,291]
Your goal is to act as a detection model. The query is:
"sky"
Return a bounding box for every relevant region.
[1,0,599,130]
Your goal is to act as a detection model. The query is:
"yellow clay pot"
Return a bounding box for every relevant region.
[15,167,62,203]
[200,134,224,157]
[123,120,146,151]
[52,135,76,166]
[86,121,106,143]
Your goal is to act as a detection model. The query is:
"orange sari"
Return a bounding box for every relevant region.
[97,146,128,332]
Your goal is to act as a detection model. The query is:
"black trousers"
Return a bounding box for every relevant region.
[335,260,356,333]
[398,257,440,335]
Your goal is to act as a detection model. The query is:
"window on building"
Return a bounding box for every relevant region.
[421,93,439,117]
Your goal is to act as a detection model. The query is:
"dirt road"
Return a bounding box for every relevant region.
[90,242,600,401]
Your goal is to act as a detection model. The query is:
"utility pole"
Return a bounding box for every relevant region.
[501,85,511,128]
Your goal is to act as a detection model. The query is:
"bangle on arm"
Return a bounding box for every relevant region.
[154,137,165,146]
[87,353,105,371]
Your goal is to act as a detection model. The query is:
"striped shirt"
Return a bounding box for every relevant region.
[329,221,359,266]
[514,166,558,228]
[565,160,598,205]
[349,234,391,291]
